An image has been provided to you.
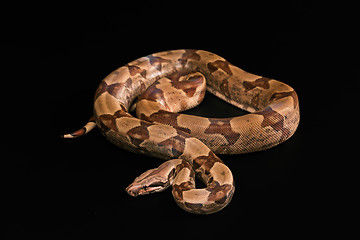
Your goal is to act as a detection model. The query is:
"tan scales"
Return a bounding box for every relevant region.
[62,49,300,214]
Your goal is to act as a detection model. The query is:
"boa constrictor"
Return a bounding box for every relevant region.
[63,49,300,214]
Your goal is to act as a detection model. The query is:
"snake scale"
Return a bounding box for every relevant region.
[63,49,300,214]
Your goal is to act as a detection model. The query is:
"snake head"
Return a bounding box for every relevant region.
[126,160,179,197]
[126,168,173,197]
[126,177,169,196]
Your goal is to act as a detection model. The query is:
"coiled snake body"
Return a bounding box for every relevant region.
[63,49,300,214]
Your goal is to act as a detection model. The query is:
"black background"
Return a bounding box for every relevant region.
[2,1,357,238]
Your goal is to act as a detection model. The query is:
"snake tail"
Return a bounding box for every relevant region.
[61,116,96,138]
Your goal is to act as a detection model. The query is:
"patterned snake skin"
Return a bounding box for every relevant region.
[63,49,300,214]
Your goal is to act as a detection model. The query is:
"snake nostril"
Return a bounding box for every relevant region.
[126,184,142,196]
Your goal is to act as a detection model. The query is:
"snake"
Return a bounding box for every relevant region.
[62,49,300,214]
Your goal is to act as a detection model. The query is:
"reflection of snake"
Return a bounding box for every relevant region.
[62,50,300,214]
